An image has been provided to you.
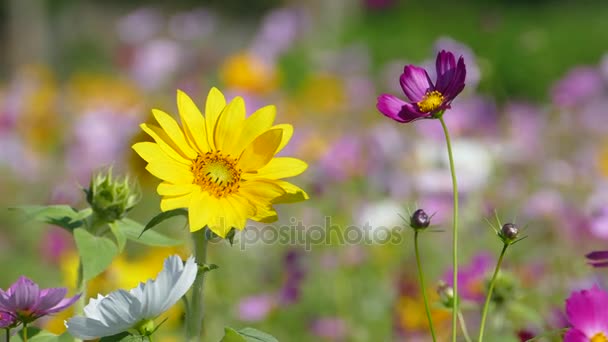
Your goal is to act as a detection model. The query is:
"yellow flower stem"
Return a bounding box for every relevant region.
[186,229,208,342]
[414,230,437,341]
[478,243,508,342]
[439,116,459,342]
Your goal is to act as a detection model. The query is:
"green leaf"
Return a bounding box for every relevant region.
[13,327,71,342]
[117,218,183,247]
[221,328,247,342]
[142,209,188,236]
[109,221,127,252]
[99,332,145,342]
[200,263,219,274]
[220,327,279,342]
[10,205,92,231]
[73,228,119,281]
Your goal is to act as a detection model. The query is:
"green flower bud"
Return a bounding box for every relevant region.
[437,281,455,308]
[84,169,140,223]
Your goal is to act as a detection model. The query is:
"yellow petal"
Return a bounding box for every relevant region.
[239,179,285,207]
[224,195,254,230]
[272,180,309,203]
[273,123,293,153]
[157,182,196,196]
[205,87,226,150]
[177,90,209,154]
[152,109,197,159]
[161,193,192,211]
[252,206,278,223]
[146,163,193,184]
[140,123,192,164]
[214,96,245,155]
[188,188,217,232]
[238,128,283,172]
[234,105,276,155]
[132,142,189,166]
[244,157,308,180]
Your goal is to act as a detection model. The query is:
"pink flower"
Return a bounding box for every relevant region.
[564,285,608,341]
[377,50,466,123]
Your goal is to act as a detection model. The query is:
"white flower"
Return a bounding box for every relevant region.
[66,255,197,340]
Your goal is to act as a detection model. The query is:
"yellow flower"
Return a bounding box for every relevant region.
[219,52,279,94]
[133,88,308,237]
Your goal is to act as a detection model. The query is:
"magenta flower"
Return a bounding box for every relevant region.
[0,276,80,324]
[0,311,15,328]
[586,251,608,268]
[564,285,608,341]
[377,50,466,123]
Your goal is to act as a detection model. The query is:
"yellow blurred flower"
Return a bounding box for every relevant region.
[599,144,608,177]
[296,73,346,115]
[219,52,279,94]
[66,73,142,113]
[133,88,308,237]
[12,65,60,153]
[396,288,450,336]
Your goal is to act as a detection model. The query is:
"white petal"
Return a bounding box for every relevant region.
[158,255,197,313]
[96,290,140,330]
[83,294,107,321]
[66,317,120,340]
[137,255,197,318]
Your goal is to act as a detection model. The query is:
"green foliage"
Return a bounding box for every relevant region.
[99,332,147,342]
[221,327,279,342]
[117,218,183,247]
[13,327,72,342]
[11,205,92,231]
[140,209,188,237]
[73,228,119,282]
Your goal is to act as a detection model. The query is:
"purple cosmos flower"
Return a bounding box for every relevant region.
[443,252,493,303]
[0,311,15,328]
[564,285,608,341]
[586,251,608,268]
[0,276,80,323]
[377,50,466,123]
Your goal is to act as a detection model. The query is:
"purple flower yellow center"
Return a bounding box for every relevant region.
[191,151,242,198]
[417,90,444,113]
[591,332,608,342]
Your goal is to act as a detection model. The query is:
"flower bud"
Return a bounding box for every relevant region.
[437,281,455,308]
[499,223,519,243]
[84,169,140,223]
[410,209,431,230]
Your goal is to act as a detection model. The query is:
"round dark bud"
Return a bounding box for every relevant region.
[501,223,519,240]
[411,209,431,229]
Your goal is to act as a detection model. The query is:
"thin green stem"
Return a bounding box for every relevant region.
[22,323,27,342]
[478,243,508,342]
[5,328,10,342]
[73,260,86,342]
[185,229,208,342]
[414,230,437,341]
[439,116,459,342]
[458,310,472,342]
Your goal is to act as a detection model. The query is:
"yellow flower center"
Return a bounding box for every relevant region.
[417,90,444,113]
[191,151,242,198]
[591,332,608,342]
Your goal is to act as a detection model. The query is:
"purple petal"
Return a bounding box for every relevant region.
[586,251,608,260]
[8,276,39,311]
[442,56,467,101]
[589,261,608,268]
[566,285,608,336]
[45,293,81,314]
[35,288,68,314]
[435,50,457,92]
[377,94,408,122]
[400,65,433,102]
[563,328,589,342]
